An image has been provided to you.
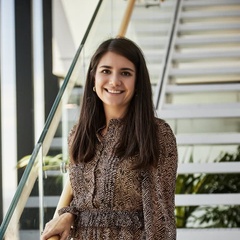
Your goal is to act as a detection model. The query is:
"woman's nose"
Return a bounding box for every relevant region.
[109,74,121,86]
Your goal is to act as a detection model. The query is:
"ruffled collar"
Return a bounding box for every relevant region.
[96,118,123,142]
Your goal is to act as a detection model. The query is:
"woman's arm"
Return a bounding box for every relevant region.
[142,121,178,240]
[54,178,73,217]
[41,178,74,240]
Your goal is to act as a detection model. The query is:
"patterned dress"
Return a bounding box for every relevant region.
[59,118,178,240]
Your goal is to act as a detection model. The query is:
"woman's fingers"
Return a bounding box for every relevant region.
[41,213,74,240]
[59,230,70,240]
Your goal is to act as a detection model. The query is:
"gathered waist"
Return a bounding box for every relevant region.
[76,209,144,229]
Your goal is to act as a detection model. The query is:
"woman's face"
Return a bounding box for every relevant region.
[94,51,136,116]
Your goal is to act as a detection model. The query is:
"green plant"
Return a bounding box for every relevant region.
[17,154,67,171]
[175,146,240,228]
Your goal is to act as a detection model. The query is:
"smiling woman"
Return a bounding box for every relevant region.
[41,37,178,240]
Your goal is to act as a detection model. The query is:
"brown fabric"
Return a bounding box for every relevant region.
[59,118,178,240]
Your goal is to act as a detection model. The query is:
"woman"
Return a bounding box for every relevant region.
[41,37,178,240]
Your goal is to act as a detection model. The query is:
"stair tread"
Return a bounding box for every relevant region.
[157,105,240,119]
[165,83,240,93]
[169,67,240,76]
[172,50,240,61]
[178,23,240,32]
[178,162,240,174]
[163,102,240,109]
[180,10,240,19]
[182,0,240,7]
[176,133,240,145]
[137,36,169,45]
[132,12,173,20]
[175,35,240,46]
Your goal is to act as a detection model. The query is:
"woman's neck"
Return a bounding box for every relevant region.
[104,107,126,128]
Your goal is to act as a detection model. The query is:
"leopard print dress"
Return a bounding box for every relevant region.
[59,118,178,240]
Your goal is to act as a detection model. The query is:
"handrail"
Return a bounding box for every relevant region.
[0,1,103,239]
[118,0,136,37]
[153,0,181,108]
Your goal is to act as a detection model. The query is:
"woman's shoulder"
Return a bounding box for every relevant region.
[154,117,173,132]
[154,117,176,143]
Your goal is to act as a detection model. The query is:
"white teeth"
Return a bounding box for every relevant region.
[107,89,121,94]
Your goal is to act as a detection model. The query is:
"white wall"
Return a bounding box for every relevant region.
[0,0,18,220]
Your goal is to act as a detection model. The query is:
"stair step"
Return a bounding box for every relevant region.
[145,56,164,63]
[137,36,168,48]
[172,50,240,62]
[180,10,240,19]
[176,193,240,206]
[178,162,240,174]
[165,83,240,93]
[158,103,240,119]
[169,67,240,77]
[177,228,240,240]
[182,0,240,7]
[135,24,170,35]
[178,23,240,33]
[148,64,164,75]
[143,47,165,56]
[163,102,240,109]
[176,133,240,145]
[132,11,173,21]
[175,35,240,47]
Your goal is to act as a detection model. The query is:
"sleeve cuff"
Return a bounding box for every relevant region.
[58,206,79,216]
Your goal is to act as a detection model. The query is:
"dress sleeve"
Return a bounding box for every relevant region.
[142,121,178,240]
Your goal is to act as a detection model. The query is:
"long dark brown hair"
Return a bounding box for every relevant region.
[70,37,160,169]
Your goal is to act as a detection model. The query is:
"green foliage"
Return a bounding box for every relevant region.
[17,154,66,171]
[175,146,240,228]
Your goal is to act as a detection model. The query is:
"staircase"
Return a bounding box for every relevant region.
[157,0,240,151]
[131,0,240,239]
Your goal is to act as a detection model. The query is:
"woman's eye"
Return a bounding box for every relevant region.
[121,71,131,76]
[102,69,110,74]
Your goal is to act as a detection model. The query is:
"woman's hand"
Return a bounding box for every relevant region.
[41,213,75,240]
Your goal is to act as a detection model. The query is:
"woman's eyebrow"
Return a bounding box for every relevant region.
[121,67,135,72]
[99,65,112,69]
[99,65,135,72]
